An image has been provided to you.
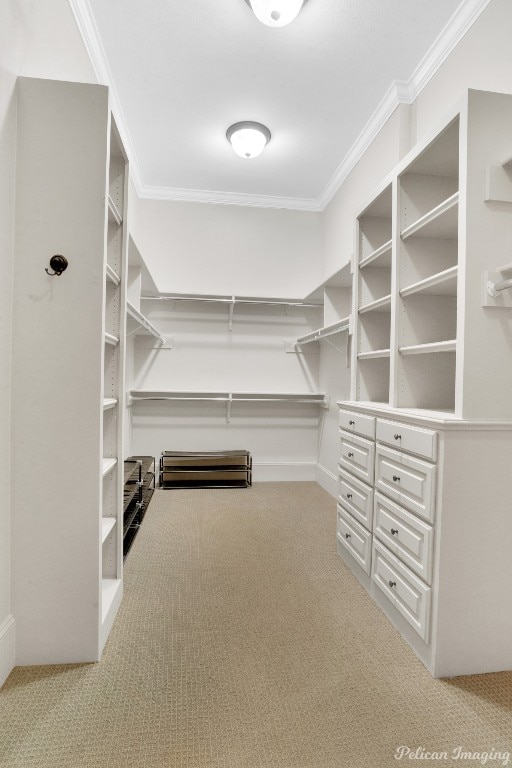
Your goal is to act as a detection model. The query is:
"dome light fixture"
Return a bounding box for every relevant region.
[226,121,271,159]
[244,0,307,28]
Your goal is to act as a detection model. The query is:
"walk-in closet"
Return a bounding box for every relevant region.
[2,1,512,766]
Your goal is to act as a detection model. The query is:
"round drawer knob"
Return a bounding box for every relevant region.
[392,475,400,482]
[394,433,401,440]
[346,493,353,499]
[388,580,396,588]
[348,452,354,458]
[349,420,355,426]
[391,528,398,536]
[345,533,351,539]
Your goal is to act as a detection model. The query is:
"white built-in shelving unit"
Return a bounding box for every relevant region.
[12,77,128,665]
[338,89,512,678]
[353,182,393,405]
[351,92,512,419]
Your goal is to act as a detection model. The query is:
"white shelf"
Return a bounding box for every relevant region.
[105,263,120,286]
[102,457,117,477]
[101,517,116,543]
[400,266,458,298]
[104,332,119,346]
[101,578,122,624]
[359,239,392,269]
[358,294,392,314]
[129,389,328,423]
[302,262,353,303]
[399,339,456,356]
[126,301,165,344]
[357,349,391,360]
[107,196,123,226]
[296,316,351,345]
[401,192,459,241]
[103,398,117,410]
[130,389,327,404]
[150,292,319,308]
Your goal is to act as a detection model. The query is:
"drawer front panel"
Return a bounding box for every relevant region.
[372,539,431,642]
[373,492,434,584]
[376,419,437,461]
[339,409,376,440]
[339,430,375,485]
[375,444,435,523]
[337,505,372,575]
[339,469,373,530]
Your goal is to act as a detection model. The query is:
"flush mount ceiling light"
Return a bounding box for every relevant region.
[244,0,307,28]
[226,121,271,159]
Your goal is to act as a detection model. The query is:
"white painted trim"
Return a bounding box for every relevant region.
[315,464,338,499]
[68,0,491,212]
[318,0,492,210]
[139,185,322,211]
[408,0,493,97]
[252,462,317,482]
[0,615,15,688]
[67,0,145,193]
[317,81,412,210]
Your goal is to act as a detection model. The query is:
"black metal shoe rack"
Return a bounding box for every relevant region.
[123,455,156,557]
[159,450,252,488]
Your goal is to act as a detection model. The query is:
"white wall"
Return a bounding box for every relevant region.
[127,196,325,480]
[131,198,323,298]
[0,0,95,686]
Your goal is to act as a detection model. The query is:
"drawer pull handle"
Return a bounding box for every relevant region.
[345,533,351,539]
[394,433,401,440]
[388,580,396,588]
[349,420,355,426]
[392,475,400,482]
[347,452,354,458]
[391,528,398,536]
[346,493,353,499]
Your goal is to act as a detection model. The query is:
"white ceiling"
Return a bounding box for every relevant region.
[78,0,480,209]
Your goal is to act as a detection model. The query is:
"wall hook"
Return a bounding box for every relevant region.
[45,254,68,276]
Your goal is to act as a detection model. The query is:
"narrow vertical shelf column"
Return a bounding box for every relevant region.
[12,77,127,666]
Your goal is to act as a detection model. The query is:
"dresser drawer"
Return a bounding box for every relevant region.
[376,419,437,461]
[339,468,373,530]
[375,444,436,523]
[337,505,372,576]
[339,431,375,485]
[373,492,434,584]
[372,539,431,642]
[339,409,376,440]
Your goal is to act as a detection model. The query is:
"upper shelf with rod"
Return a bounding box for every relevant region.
[129,389,329,423]
[141,292,322,332]
[295,315,352,347]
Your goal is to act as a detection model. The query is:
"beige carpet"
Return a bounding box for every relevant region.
[1,483,512,767]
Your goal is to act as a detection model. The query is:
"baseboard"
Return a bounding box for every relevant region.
[252,462,317,482]
[315,463,338,499]
[0,615,15,688]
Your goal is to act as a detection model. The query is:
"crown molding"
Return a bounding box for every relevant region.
[317,80,412,211]
[409,0,493,97]
[140,185,322,211]
[67,0,145,193]
[317,0,492,210]
[69,0,491,212]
